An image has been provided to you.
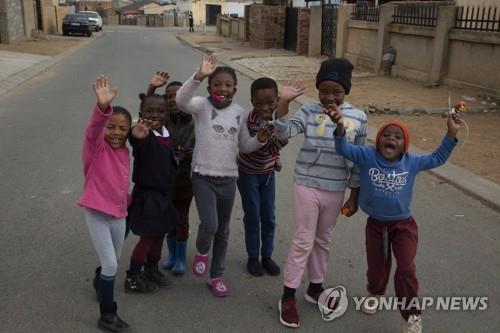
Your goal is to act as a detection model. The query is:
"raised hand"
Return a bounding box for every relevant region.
[92,74,117,111]
[274,157,282,172]
[323,104,344,126]
[131,118,153,140]
[256,124,275,143]
[150,71,170,88]
[447,112,461,139]
[195,54,218,81]
[280,79,306,102]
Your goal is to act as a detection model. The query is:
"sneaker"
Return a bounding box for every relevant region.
[278,298,300,328]
[207,278,230,297]
[192,253,209,277]
[144,265,173,288]
[262,257,281,276]
[361,294,379,315]
[124,271,159,293]
[305,287,341,313]
[403,315,422,333]
[247,258,264,276]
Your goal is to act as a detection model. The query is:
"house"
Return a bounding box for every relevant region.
[191,0,254,26]
[118,0,156,15]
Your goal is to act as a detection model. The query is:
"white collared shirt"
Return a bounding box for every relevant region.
[153,126,170,138]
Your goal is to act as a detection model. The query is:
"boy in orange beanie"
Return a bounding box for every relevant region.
[326,107,461,333]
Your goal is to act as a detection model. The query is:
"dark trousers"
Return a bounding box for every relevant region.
[130,236,164,271]
[237,170,276,259]
[366,216,421,320]
[167,197,193,241]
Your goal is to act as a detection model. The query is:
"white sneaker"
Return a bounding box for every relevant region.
[403,315,422,333]
[360,294,379,315]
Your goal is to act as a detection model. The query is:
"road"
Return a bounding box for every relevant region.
[0,26,499,333]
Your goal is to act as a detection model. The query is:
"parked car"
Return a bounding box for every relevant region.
[62,14,92,37]
[79,11,103,31]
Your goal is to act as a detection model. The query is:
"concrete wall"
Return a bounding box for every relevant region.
[0,0,26,43]
[238,17,245,40]
[344,20,378,68]
[221,16,230,36]
[296,8,310,55]
[230,16,238,39]
[455,0,499,6]
[446,30,500,91]
[192,0,253,27]
[22,0,36,38]
[307,5,321,57]
[389,24,435,81]
[248,4,285,49]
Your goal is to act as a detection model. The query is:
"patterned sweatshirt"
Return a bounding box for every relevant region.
[275,102,367,191]
[237,110,288,174]
[175,73,264,177]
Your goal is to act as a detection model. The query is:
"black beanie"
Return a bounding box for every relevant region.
[316,58,354,95]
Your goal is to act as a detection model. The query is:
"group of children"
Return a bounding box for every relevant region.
[78,56,461,333]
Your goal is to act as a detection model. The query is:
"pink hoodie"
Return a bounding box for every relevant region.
[77,104,130,218]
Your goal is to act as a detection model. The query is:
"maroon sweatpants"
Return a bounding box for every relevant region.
[365,216,421,320]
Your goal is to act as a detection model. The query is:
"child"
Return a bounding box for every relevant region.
[237,77,304,277]
[77,75,131,333]
[124,92,179,292]
[327,108,461,333]
[176,55,273,297]
[274,58,367,328]
[147,72,195,275]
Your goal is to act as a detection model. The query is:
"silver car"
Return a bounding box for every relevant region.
[79,11,103,31]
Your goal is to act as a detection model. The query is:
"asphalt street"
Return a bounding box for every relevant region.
[1,26,499,333]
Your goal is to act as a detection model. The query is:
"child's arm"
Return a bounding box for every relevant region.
[324,106,370,165]
[275,80,306,119]
[176,55,217,115]
[274,106,308,140]
[130,118,153,141]
[147,71,169,96]
[274,157,282,172]
[413,113,460,171]
[84,75,117,154]
[239,118,270,154]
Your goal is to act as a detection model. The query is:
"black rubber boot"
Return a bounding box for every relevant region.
[93,266,101,302]
[98,302,130,333]
[124,270,159,293]
[144,264,172,288]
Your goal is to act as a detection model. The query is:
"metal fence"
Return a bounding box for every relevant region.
[392,3,440,27]
[456,6,500,32]
[352,4,380,22]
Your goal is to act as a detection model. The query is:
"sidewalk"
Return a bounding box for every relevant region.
[177,31,500,211]
[0,34,100,97]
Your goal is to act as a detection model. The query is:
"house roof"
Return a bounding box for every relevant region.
[117,0,157,14]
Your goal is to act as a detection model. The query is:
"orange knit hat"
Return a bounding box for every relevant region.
[375,121,411,154]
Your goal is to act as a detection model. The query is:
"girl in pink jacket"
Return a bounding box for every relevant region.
[77,75,131,333]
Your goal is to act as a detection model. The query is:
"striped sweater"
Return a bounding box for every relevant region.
[237,110,288,174]
[275,102,367,191]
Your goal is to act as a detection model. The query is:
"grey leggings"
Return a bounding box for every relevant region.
[85,209,126,277]
[192,173,236,278]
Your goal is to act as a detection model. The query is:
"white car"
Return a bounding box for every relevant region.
[79,11,103,31]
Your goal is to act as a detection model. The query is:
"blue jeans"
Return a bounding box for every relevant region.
[237,170,276,259]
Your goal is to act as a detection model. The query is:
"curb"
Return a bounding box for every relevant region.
[0,33,104,98]
[177,34,500,211]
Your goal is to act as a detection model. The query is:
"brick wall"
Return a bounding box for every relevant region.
[0,0,26,43]
[248,4,286,49]
[296,8,310,55]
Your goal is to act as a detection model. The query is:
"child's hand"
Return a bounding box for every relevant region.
[195,54,218,81]
[280,79,306,102]
[274,157,282,172]
[256,124,274,143]
[176,145,185,161]
[324,105,345,136]
[92,74,117,111]
[447,112,461,139]
[131,118,153,140]
[150,71,169,88]
[341,197,358,218]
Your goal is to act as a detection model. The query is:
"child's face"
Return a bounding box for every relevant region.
[209,72,236,108]
[104,113,130,149]
[165,85,181,116]
[139,97,167,132]
[377,125,405,161]
[251,88,278,121]
[318,81,345,108]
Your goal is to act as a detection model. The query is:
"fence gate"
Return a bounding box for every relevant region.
[284,7,299,52]
[321,4,339,57]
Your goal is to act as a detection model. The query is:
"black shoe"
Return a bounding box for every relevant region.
[93,267,101,302]
[247,258,264,276]
[262,257,281,276]
[98,302,130,333]
[124,271,159,293]
[144,264,172,288]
